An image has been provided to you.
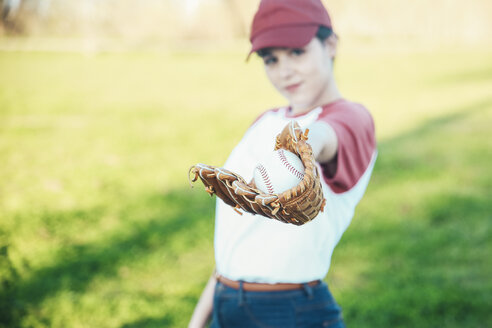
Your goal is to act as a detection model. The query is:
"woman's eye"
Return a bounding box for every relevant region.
[291,48,305,56]
[264,57,277,65]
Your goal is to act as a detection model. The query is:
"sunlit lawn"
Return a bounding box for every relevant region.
[0,42,491,327]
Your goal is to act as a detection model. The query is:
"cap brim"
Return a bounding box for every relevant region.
[248,24,318,58]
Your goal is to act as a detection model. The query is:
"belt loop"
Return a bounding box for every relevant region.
[238,281,245,306]
[302,283,314,299]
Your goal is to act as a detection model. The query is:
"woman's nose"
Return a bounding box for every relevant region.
[278,57,295,79]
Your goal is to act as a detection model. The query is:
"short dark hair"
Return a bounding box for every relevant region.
[315,25,333,41]
[257,26,334,57]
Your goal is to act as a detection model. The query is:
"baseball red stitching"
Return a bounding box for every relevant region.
[257,164,275,194]
[278,150,304,180]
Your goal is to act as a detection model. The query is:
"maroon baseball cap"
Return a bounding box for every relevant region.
[249,0,333,55]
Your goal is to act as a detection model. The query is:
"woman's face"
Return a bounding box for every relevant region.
[261,37,336,113]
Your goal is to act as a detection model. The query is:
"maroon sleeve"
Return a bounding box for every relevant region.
[317,100,376,193]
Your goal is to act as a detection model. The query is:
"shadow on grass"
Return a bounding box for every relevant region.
[0,188,215,327]
[336,98,492,327]
[120,315,173,328]
[372,98,492,185]
[340,192,491,328]
[0,229,23,328]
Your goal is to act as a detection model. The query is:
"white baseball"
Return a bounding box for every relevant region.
[253,149,305,194]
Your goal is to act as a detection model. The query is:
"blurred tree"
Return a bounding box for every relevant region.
[1,0,21,20]
[1,0,52,34]
[1,0,491,46]
[1,0,22,32]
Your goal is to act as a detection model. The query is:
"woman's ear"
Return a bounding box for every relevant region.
[324,34,338,59]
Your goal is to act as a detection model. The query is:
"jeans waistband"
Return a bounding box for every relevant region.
[216,274,321,292]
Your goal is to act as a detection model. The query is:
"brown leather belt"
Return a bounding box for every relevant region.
[216,275,320,292]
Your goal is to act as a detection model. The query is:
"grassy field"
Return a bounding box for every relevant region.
[0,42,491,327]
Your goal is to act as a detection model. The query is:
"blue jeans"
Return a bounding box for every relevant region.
[210,281,345,328]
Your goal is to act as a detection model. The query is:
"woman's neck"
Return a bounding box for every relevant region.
[290,83,342,116]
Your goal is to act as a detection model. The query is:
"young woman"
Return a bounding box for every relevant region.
[189,0,377,327]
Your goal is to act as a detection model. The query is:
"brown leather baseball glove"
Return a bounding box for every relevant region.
[188,121,326,225]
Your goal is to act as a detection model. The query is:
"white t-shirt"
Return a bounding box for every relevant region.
[214,99,377,283]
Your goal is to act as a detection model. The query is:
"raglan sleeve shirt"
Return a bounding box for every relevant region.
[317,101,376,194]
[214,100,377,283]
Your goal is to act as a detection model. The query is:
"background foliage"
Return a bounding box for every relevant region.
[1,0,492,45]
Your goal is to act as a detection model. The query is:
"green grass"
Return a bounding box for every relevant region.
[0,43,491,327]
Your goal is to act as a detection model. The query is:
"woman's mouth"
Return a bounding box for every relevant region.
[285,83,302,93]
